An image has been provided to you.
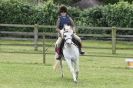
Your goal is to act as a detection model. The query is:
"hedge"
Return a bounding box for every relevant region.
[0,0,133,34]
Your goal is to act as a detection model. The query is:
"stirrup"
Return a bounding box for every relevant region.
[56,55,62,60]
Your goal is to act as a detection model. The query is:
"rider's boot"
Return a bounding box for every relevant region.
[79,47,85,55]
[79,43,85,55]
[55,47,62,60]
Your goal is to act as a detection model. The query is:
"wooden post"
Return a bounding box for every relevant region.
[112,27,116,54]
[43,31,46,64]
[34,24,38,51]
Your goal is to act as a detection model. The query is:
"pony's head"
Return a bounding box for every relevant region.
[63,25,73,46]
[59,24,74,46]
[64,32,73,45]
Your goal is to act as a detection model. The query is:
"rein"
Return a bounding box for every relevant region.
[65,38,71,41]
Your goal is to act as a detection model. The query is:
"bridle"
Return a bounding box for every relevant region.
[62,26,78,49]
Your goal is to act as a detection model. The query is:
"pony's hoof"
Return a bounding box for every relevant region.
[61,74,64,78]
[76,72,79,80]
[74,80,78,84]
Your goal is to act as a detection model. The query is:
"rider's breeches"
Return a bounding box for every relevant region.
[73,34,81,42]
[55,37,62,48]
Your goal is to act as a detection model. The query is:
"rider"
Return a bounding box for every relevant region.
[55,5,85,60]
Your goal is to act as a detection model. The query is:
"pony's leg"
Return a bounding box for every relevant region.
[60,59,64,78]
[53,53,60,70]
[53,60,60,70]
[74,58,79,80]
[66,59,77,82]
[72,60,78,81]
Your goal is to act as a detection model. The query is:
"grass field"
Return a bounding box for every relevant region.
[0,40,133,88]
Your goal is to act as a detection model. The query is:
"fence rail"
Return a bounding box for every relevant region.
[1,31,133,38]
[0,23,133,55]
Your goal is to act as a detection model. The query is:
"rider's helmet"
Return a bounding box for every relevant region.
[59,5,68,14]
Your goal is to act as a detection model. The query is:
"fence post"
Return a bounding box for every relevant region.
[34,24,38,51]
[112,27,116,54]
[43,31,46,64]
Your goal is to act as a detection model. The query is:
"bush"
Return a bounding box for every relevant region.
[0,0,58,32]
[0,0,133,34]
[77,1,133,34]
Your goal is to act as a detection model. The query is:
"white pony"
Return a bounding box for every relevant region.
[59,25,80,83]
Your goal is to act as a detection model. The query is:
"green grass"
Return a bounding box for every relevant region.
[0,40,133,88]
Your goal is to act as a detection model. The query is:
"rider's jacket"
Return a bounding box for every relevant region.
[59,15,71,30]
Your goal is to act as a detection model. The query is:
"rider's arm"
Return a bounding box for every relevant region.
[69,17,76,33]
[56,17,60,33]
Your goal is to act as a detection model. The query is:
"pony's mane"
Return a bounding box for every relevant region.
[60,25,73,38]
